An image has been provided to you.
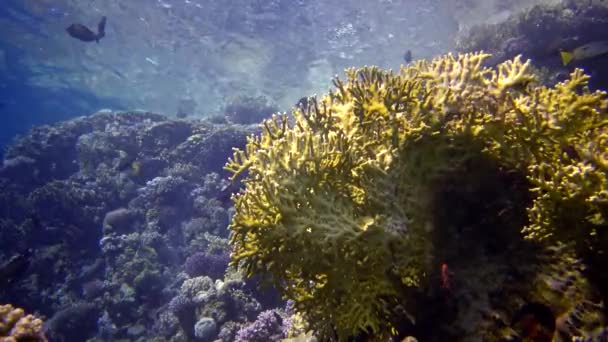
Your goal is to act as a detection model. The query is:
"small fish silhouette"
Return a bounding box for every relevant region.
[66,16,106,43]
[403,49,412,63]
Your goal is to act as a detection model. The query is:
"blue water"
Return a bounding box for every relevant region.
[0,0,463,156]
[0,1,126,155]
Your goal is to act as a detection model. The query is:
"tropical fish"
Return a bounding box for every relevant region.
[559,40,608,66]
[66,16,106,43]
[131,161,142,176]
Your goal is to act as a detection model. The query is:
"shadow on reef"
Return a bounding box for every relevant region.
[457,0,608,91]
[348,136,557,341]
[413,144,538,339]
[355,122,608,342]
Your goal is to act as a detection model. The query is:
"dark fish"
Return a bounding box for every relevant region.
[66,16,106,43]
[403,49,412,63]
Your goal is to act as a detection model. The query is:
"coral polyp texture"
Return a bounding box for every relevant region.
[225,52,608,340]
[0,304,47,342]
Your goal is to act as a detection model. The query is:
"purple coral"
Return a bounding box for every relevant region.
[234,310,285,342]
[281,300,296,337]
[184,251,229,279]
[167,295,193,316]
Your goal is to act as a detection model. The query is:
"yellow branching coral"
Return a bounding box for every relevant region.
[0,304,47,342]
[225,52,608,340]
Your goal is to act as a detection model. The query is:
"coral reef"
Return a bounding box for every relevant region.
[456,0,608,90]
[184,251,230,279]
[44,303,99,341]
[235,310,285,342]
[0,304,47,342]
[226,52,607,340]
[194,316,217,341]
[167,276,264,341]
[0,111,263,341]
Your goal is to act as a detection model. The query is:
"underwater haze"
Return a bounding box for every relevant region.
[1,0,608,341]
[0,0,542,152]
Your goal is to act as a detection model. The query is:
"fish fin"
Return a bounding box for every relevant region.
[97,16,107,38]
[560,51,573,66]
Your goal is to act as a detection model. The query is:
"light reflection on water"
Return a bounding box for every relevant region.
[0,0,463,116]
[0,0,547,152]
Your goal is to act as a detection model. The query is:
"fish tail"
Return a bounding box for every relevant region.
[560,50,573,66]
[97,16,107,40]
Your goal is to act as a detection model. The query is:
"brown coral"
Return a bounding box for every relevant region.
[0,304,47,342]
